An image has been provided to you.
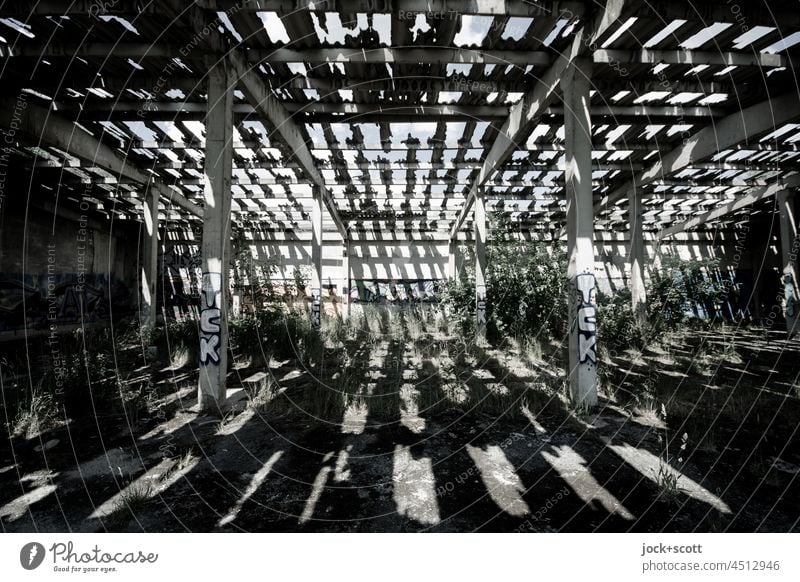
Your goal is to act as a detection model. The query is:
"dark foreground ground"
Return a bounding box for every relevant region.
[1,316,799,532]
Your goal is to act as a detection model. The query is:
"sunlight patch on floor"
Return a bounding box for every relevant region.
[218,450,283,526]
[392,445,440,526]
[334,446,352,482]
[139,409,198,441]
[0,483,58,522]
[399,383,426,433]
[542,445,635,520]
[300,452,333,524]
[606,441,731,514]
[467,444,530,516]
[87,452,200,520]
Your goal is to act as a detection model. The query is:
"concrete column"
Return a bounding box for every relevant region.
[628,188,647,324]
[140,186,159,329]
[448,240,457,281]
[564,59,597,410]
[474,187,487,338]
[778,190,799,336]
[311,185,323,330]
[198,57,235,412]
[342,237,351,319]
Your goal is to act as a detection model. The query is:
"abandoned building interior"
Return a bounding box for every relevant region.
[0,0,799,533]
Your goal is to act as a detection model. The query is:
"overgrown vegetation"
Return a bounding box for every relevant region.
[441,214,568,342]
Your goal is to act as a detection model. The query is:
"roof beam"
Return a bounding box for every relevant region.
[450,0,630,238]
[11,0,585,17]
[594,49,788,68]
[2,45,552,67]
[60,100,723,120]
[0,98,201,217]
[658,175,800,239]
[596,91,800,211]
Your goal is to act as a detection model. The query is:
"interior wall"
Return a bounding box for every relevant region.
[0,206,139,332]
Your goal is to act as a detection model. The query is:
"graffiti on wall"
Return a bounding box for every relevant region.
[575,272,597,366]
[476,284,487,327]
[0,274,132,331]
[351,280,440,302]
[310,287,321,329]
[199,272,222,365]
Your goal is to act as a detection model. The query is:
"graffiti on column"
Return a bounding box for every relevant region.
[784,272,797,317]
[575,272,597,366]
[476,284,487,327]
[311,287,321,328]
[200,272,222,365]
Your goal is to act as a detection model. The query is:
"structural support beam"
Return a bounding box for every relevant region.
[563,59,598,410]
[139,185,159,330]
[311,185,324,330]
[448,240,458,281]
[450,0,628,238]
[778,190,800,337]
[658,175,800,238]
[474,188,487,339]
[597,92,800,212]
[628,190,647,324]
[198,58,235,413]
[0,98,201,217]
[342,237,351,320]
[230,54,347,241]
[594,48,786,68]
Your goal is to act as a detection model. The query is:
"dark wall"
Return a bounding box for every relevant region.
[0,204,139,333]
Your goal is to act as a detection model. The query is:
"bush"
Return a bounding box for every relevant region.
[442,213,568,341]
[597,289,648,354]
[648,257,730,329]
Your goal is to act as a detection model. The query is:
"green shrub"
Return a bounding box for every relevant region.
[597,289,648,354]
[648,256,729,329]
[442,213,568,341]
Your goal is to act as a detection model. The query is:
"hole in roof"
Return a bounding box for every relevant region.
[99,15,139,35]
[438,92,461,104]
[602,17,637,48]
[732,26,775,50]
[714,65,737,76]
[611,90,630,102]
[371,14,391,45]
[698,93,728,105]
[484,64,496,76]
[287,62,307,76]
[258,12,290,43]
[762,31,800,54]
[447,64,472,76]
[501,17,532,41]
[0,18,35,38]
[685,64,710,76]
[542,19,568,46]
[643,20,686,48]
[409,13,431,42]
[667,92,703,105]
[453,15,493,47]
[311,12,367,44]
[216,11,241,42]
[680,23,733,49]
[634,91,670,104]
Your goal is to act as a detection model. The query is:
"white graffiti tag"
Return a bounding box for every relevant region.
[311,287,321,329]
[200,272,222,365]
[476,285,487,326]
[575,273,597,365]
